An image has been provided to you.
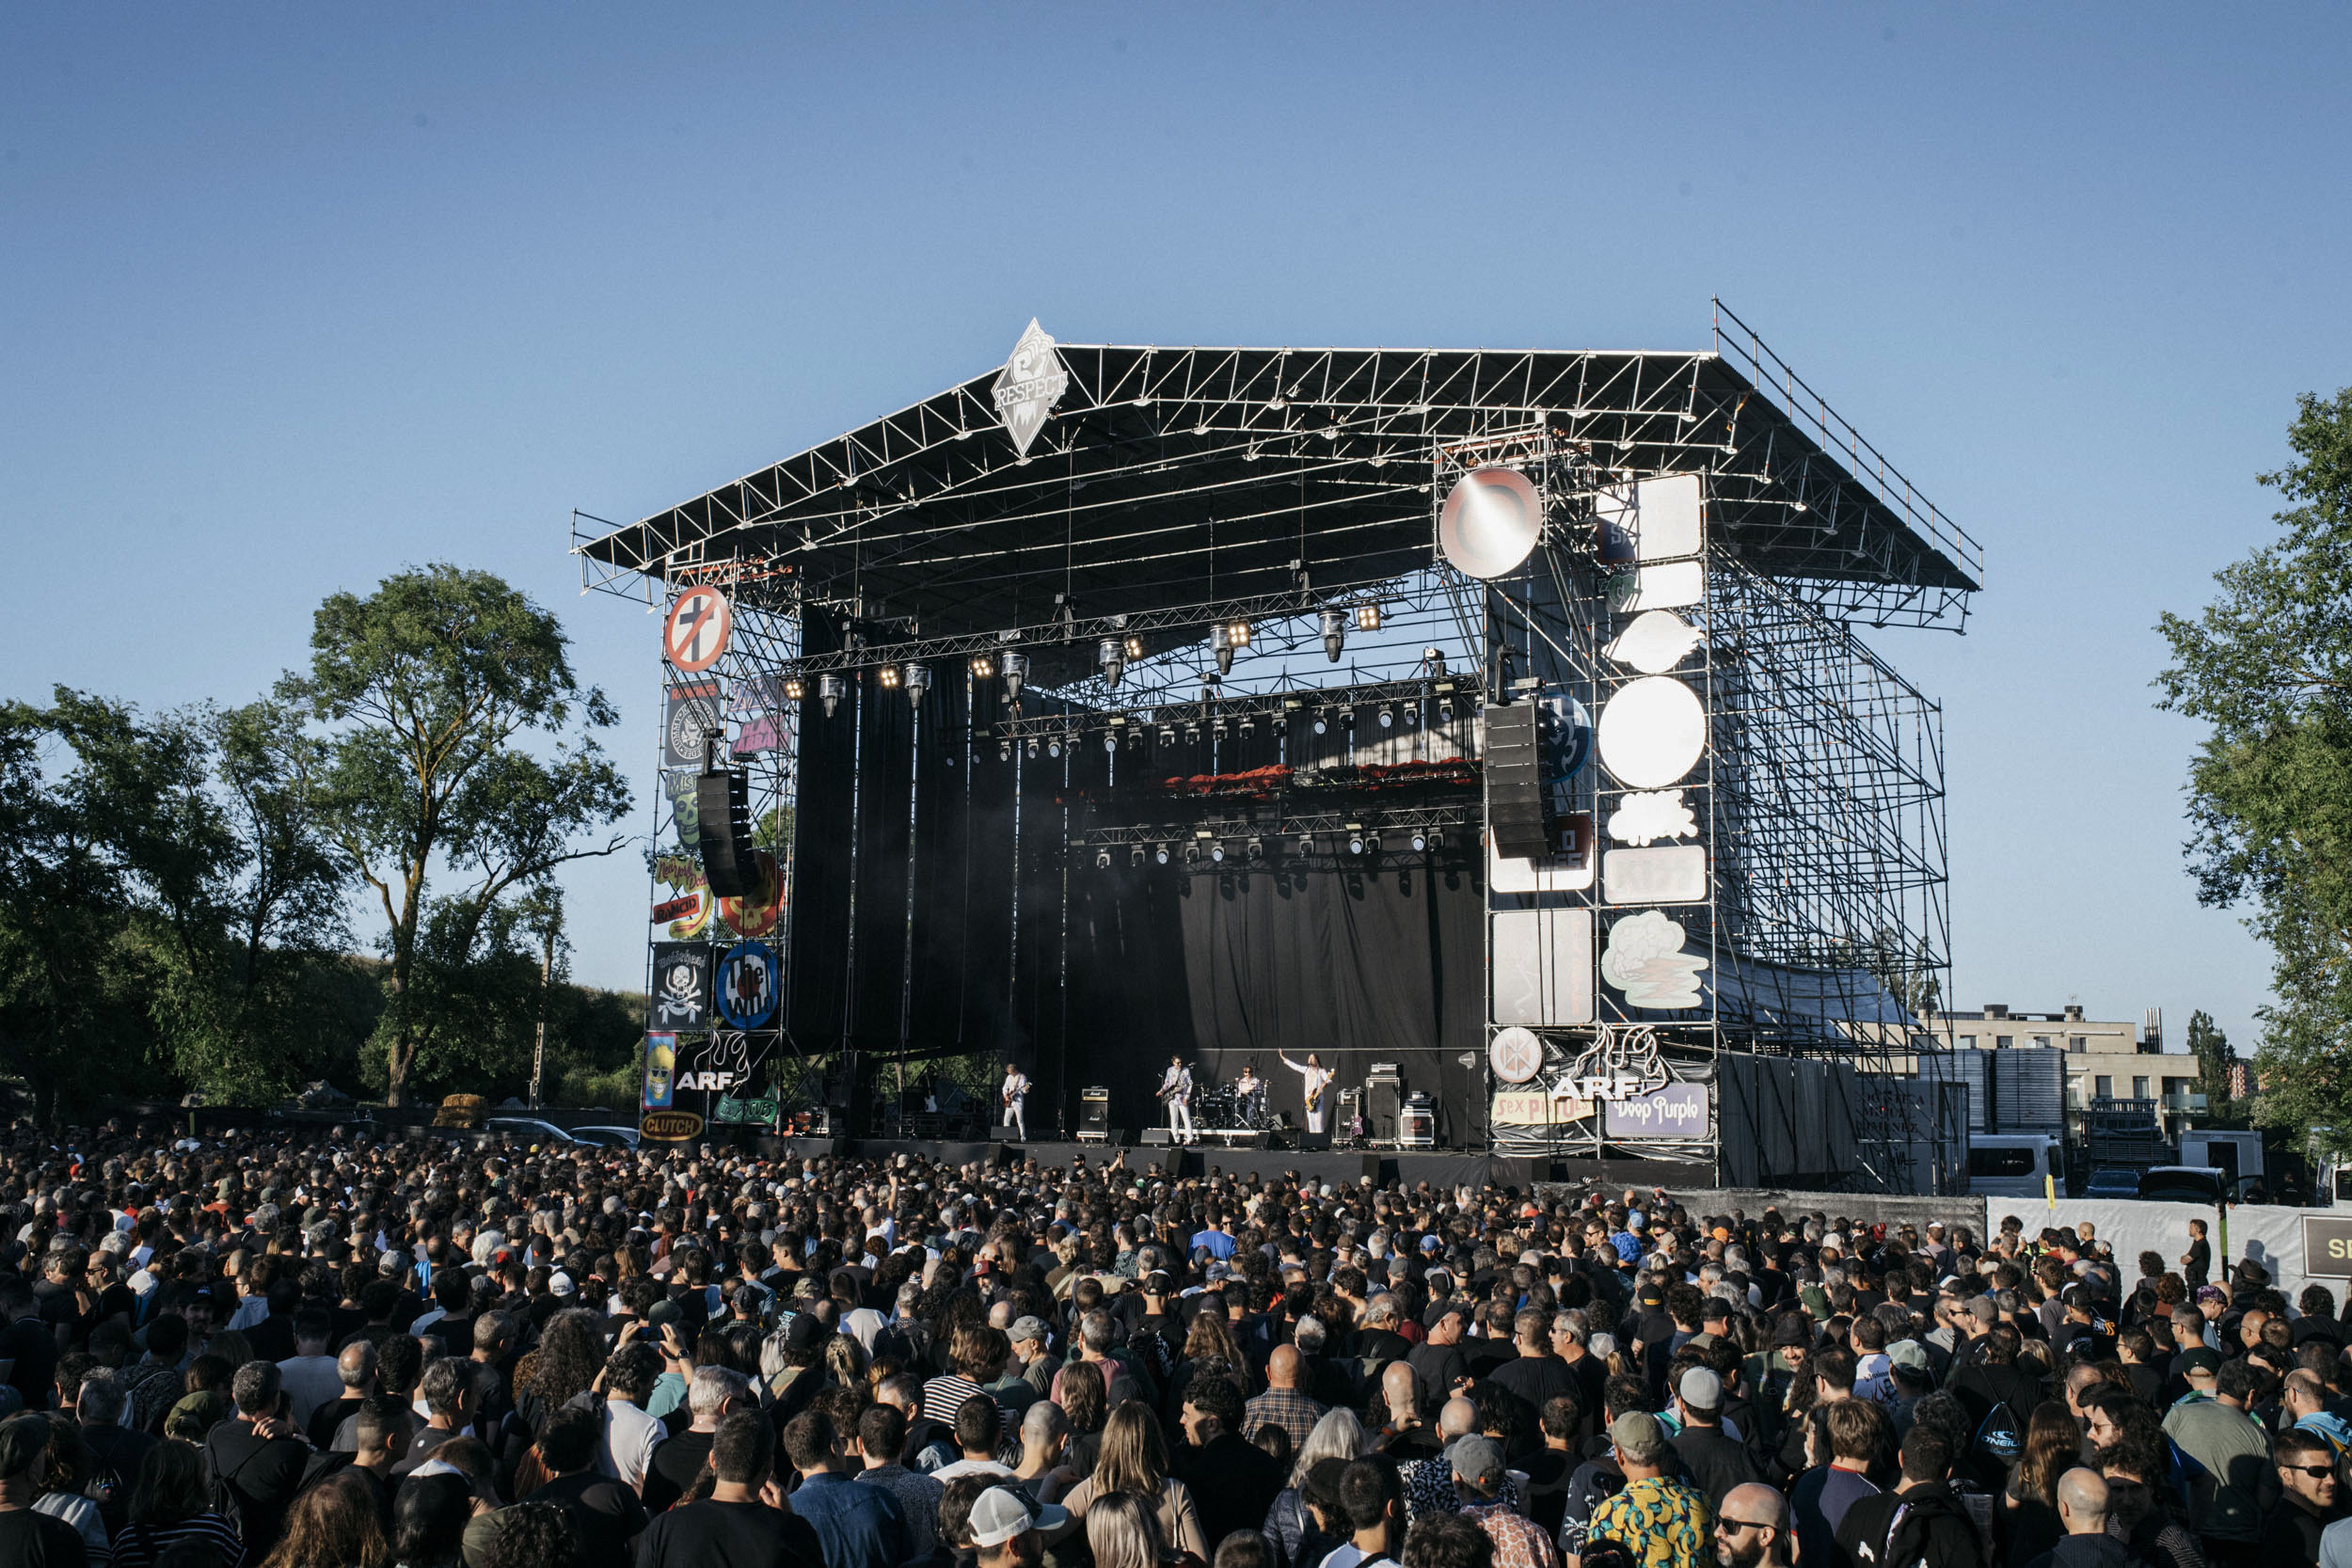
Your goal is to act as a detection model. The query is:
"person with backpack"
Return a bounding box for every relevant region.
[202,1360,310,1561]
[1947,1324,2041,1489]
[1834,1425,1985,1568]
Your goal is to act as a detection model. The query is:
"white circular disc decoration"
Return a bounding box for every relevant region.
[1438,467,1541,578]
[1489,1026,1544,1085]
[1603,610,1704,674]
[1597,676,1706,789]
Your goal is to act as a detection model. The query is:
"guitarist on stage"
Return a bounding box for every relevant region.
[1279,1051,1335,1134]
[1158,1055,1195,1144]
[1001,1062,1030,1140]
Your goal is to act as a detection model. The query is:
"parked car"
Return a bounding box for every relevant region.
[2137,1165,2230,1204]
[2083,1165,2142,1198]
[568,1124,642,1150]
[482,1116,582,1147]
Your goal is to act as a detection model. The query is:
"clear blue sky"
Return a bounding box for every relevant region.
[7,6,2345,1057]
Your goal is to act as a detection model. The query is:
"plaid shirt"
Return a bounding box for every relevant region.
[1245,1386,1328,1452]
[1461,1501,1560,1568]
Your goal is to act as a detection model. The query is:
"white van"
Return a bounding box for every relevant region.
[1966,1134,2060,1198]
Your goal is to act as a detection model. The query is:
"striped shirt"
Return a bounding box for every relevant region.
[920,1372,990,1424]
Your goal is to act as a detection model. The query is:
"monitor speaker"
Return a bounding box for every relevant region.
[696,769,758,897]
[1484,702,1551,860]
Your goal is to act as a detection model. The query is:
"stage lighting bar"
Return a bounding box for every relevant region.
[818,673,846,718]
[1071,805,1470,856]
[993,675,1457,747]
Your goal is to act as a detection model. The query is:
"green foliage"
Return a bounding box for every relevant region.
[2186,1008,2234,1119]
[2158,387,2352,1151]
[278,565,631,1102]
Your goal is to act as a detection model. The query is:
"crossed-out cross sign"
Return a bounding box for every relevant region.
[662,586,732,673]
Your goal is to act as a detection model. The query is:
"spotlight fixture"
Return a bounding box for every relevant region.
[1428,829,1445,850]
[1320,608,1347,663]
[1237,714,1254,738]
[1211,622,1234,674]
[1210,842,1226,863]
[818,673,847,719]
[900,662,930,708]
[1000,650,1029,702]
[1348,832,1365,855]
[1437,696,1455,723]
[1355,603,1383,632]
[998,739,1012,762]
[1363,832,1381,858]
[782,676,806,702]
[1296,833,1315,856]
[1424,647,1447,676]
[970,654,995,679]
[1025,738,1039,760]
[1410,830,1428,852]
[1342,708,1357,731]
[1158,723,1176,746]
[1098,637,1125,688]
[1095,849,1112,870]
[1123,634,1144,659]
[1246,836,1265,863]
[878,665,901,690]
[1378,705,1394,729]
[1183,842,1201,866]
[1312,709,1329,736]
[1047,736,1063,759]
[1130,846,1146,867]
[1155,844,1171,865]
[1103,733,1118,752]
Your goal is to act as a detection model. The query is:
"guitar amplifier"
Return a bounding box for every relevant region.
[1078,1086,1110,1143]
[1399,1093,1436,1148]
[1364,1067,1403,1145]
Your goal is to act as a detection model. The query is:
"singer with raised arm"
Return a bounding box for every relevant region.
[1000,1061,1030,1140]
[1279,1051,1335,1133]
[1157,1054,1195,1144]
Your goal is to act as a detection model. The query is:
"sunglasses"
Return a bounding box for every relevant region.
[2287,1465,2337,1480]
[1715,1519,1772,1534]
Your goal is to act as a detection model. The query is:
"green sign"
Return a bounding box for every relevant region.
[712,1095,781,1128]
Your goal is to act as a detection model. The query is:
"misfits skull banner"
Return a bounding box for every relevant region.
[649,942,712,1030]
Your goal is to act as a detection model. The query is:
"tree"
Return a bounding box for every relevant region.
[280,565,632,1104]
[2157,387,2352,1148]
[2185,1008,2233,1117]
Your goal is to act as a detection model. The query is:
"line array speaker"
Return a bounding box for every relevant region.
[696,768,758,897]
[1483,701,1551,860]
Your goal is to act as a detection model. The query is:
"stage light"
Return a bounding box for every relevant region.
[1000,651,1029,702]
[998,739,1012,762]
[1428,829,1445,850]
[878,665,901,690]
[1320,608,1347,663]
[1296,833,1315,856]
[971,654,995,679]
[1377,706,1394,729]
[1098,637,1125,688]
[1356,603,1383,632]
[1130,846,1146,867]
[1363,832,1381,858]
[1237,714,1254,738]
[1158,723,1176,746]
[818,673,847,719]
[1229,620,1252,648]
[1246,836,1265,863]
[1438,697,1455,723]
[1025,738,1039,760]
[1424,647,1448,677]
[1096,849,1112,870]
[1211,622,1234,674]
[1103,733,1118,752]
[900,663,930,708]
[1410,830,1427,852]
[1210,843,1226,863]
[1184,843,1201,866]
[1047,736,1063,759]
[1123,634,1144,659]
[783,676,806,702]
[1342,708,1357,731]
[1348,832,1364,855]
[1155,844,1171,864]
[1312,710,1329,736]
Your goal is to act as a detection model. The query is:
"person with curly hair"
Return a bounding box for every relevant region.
[483,1500,574,1568]
[259,1469,389,1568]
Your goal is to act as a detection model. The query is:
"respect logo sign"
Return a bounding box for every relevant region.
[1603,1083,1709,1139]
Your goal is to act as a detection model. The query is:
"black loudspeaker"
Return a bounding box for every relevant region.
[1365,1070,1404,1143]
[1141,1129,1173,1146]
[1483,702,1551,860]
[1080,1087,1110,1136]
[696,769,757,896]
[1362,1155,1400,1185]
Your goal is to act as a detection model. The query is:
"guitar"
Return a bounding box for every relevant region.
[1157,1073,1190,1103]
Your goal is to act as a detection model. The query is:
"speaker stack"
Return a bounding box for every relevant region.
[696,768,759,897]
[1483,701,1552,860]
[1078,1086,1111,1144]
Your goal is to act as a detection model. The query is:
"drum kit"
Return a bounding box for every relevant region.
[1193,1082,1278,1133]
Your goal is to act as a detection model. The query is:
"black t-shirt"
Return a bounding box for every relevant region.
[1406,1340,1469,1410]
[0,1314,59,1410]
[643,1430,718,1515]
[1490,1353,1576,1444]
[205,1421,310,1558]
[530,1470,649,1568]
[634,1498,822,1568]
[0,1508,88,1567]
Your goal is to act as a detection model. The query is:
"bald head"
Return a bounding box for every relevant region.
[1265,1345,1304,1390]
[2057,1468,2108,1533]
[1380,1361,1418,1416]
[1721,1482,1787,1534]
[337,1340,377,1390]
[1438,1397,1477,1440]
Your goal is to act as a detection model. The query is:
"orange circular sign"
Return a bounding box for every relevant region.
[662,587,732,673]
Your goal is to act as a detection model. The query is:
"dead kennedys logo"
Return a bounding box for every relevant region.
[993,319,1069,456]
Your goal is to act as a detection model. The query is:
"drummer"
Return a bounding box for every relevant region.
[1233,1059,1267,1127]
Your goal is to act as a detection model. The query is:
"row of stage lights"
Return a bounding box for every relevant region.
[1091,825,1446,870]
[782,604,1388,718]
[991,686,1456,762]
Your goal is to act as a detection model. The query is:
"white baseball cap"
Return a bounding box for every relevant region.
[969,1487,1069,1547]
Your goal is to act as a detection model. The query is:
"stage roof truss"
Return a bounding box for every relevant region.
[579,312,1982,664]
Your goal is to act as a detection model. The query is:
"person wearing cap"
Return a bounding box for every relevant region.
[1407,1306,1472,1414]
[1582,1410,1711,1568]
[1669,1367,1759,1508]
[970,1483,1073,1568]
[1450,1433,1556,1568]
[1883,1340,1933,1435]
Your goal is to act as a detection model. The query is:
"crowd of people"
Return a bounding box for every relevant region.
[0,1117,2341,1568]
